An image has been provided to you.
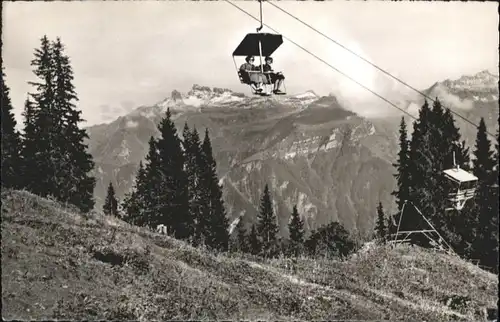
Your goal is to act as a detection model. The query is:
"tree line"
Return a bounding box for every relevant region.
[2,35,355,260]
[373,99,499,273]
[103,120,356,258]
[3,35,496,266]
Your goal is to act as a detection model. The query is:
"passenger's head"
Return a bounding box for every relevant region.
[265,56,273,64]
[245,56,255,63]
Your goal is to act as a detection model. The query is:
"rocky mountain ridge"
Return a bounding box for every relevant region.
[85,70,498,238]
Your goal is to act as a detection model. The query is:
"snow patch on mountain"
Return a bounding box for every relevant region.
[290,90,320,106]
[126,120,139,128]
[320,131,341,152]
[442,70,499,91]
[296,192,317,220]
[117,140,131,162]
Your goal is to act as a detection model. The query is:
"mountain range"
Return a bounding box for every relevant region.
[85,70,499,238]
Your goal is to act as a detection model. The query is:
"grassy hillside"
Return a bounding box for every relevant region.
[1,190,497,321]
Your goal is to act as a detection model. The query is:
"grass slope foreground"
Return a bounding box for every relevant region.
[1,190,497,321]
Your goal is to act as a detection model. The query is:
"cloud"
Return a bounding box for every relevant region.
[429,85,474,110]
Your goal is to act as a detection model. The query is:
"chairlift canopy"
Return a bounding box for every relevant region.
[232,33,283,57]
[443,168,478,184]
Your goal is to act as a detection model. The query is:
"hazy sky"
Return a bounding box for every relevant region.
[3,1,498,126]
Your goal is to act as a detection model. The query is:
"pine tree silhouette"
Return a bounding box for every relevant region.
[406,100,433,244]
[199,129,229,251]
[236,220,249,253]
[288,205,305,257]
[183,123,204,245]
[20,98,38,191]
[305,222,355,259]
[156,109,191,240]
[257,184,279,257]
[122,161,147,226]
[248,224,261,255]
[1,69,22,189]
[391,116,410,234]
[406,99,467,247]
[374,202,387,241]
[52,38,95,212]
[25,35,57,198]
[471,118,497,271]
[23,36,95,211]
[143,136,163,229]
[103,182,118,216]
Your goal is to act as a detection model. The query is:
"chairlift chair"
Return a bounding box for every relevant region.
[231,0,286,96]
[442,157,478,211]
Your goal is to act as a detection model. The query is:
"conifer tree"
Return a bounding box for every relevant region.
[374,202,387,241]
[142,136,164,229]
[471,118,497,270]
[406,99,467,247]
[386,214,397,238]
[25,35,57,198]
[256,184,279,257]
[405,100,434,243]
[20,98,38,191]
[182,123,203,245]
[305,222,355,258]
[122,161,147,226]
[156,109,191,240]
[236,220,249,253]
[103,182,118,216]
[288,205,305,257]
[22,36,95,211]
[392,116,411,211]
[248,224,261,255]
[51,38,95,212]
[199,129,229,251]
[1,69,22,188]
[391,116,411,239]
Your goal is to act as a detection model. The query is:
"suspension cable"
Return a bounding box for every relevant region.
[225,0,419,122]
[266,1,497,141]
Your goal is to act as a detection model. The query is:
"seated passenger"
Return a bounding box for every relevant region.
[240,56,266,92]
[261,56,285,94]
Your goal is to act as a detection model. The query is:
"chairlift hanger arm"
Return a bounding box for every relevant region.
[257,0,264,33]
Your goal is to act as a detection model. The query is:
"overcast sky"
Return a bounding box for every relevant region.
[3,1,498,126]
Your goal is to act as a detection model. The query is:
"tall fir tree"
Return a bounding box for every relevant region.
[199,129,229,251]
[20,98,38,191]
[471,118,497,270]
[155,109,191,240]
[1,69,23,188]
[248,224,261,255]
[22,36,95,211]
[122,161,147,226]
[256,184,279,257]
[391,116,411,236]
[236,220,249,253]
[103,182,118,216]
[374,202,387,241]
[51,38,95,212]
[392,116,411,211]
[142,136,164,229]
[406,99,468,248]
[405,100,434,244]
[25,35,57,198]
[288,205,305,257]
[182,123,204,245]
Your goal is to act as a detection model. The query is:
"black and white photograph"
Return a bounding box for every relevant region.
[1,0,498,320]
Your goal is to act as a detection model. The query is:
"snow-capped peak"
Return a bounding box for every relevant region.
[442,70,499,91]
[294,90,319,100]
[155,84,247,111]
